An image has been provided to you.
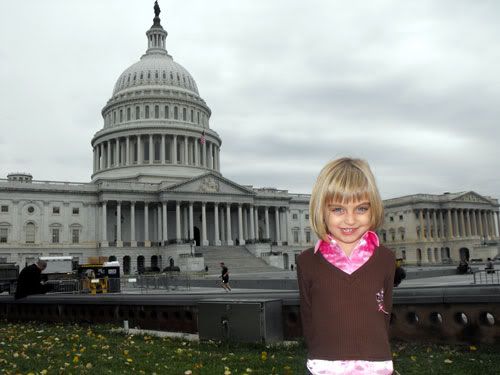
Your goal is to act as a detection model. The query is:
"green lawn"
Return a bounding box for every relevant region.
[0,321,498,374]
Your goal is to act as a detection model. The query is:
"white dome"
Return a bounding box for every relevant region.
[112,53,199,96]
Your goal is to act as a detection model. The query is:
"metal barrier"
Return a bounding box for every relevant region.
[473,270,499,285]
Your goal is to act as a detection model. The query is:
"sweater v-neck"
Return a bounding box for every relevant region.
[316,246,381,282]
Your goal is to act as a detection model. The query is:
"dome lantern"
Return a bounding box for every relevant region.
[146,1,168,56]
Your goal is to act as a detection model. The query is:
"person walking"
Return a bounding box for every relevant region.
[219,262,231,292]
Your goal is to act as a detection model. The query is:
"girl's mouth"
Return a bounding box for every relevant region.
[341,228,356,234]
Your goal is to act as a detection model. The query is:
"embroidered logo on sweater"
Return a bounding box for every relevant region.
[376,288,389,315]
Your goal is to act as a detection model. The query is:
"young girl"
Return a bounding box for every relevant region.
[297,157,396,375]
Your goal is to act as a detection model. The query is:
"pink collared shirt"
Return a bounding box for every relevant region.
[307,231,394,375]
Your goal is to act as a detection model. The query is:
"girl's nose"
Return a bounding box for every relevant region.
[344,211,356,225]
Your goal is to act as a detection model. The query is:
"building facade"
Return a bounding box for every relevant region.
[380,191,500,265]
[0,7,313,273]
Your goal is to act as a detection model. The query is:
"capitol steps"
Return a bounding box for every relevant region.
[195,245,283,275]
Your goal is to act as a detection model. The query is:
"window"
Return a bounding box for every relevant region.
[1,205,8,213]
[292,213,298,220]
[127,107,131,121]
[399,215,404,221]
[305,214,309,220]
[113,111,116,124]
[182,108,187,121]
[119,109,123,122]
[72,207,79,215]
[174,106,178,119]
[26,223,35,243]
[52,228,60,243]
[145,105,150,119]
[389,216,394,222]
[164,105,169,119]
[155,105,159,118]
[72,229,79,244]
[190,109,194,122]
[53,206,60,214]
[135,106,140,120]
[0,227,8,243]
[27,206,35,214]
[293,231,299,243]
[305,231,311,243]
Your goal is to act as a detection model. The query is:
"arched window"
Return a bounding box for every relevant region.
[135,106,140,120]
[182,108,187,121]
[164,105,169,119]
[174,106,178,120]
[26,222,35,243]
[154,105,159,119]
[119,109,123,122]
[123,256,131,275]
[145,105,150,119]
[137,256,145,274]
[127,107,131,121]
[109,255,117,261]
[151,255,158,269]
[190,109,194,122]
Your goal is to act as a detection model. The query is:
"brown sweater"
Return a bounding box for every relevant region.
[297,245,395,361]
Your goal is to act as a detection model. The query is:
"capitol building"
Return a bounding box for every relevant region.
[0,4,498,272]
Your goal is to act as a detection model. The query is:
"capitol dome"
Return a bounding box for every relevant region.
[112,52,199,96]
[90,3,221,185]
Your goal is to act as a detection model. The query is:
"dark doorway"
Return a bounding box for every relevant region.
[194,226,201,246]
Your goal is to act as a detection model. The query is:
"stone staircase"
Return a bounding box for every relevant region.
[195,245,283,275]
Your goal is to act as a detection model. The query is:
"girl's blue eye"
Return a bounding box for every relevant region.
[357,206,369,213]
[331,207,343,213]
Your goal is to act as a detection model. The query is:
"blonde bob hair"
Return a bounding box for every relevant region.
[309,157,384,241]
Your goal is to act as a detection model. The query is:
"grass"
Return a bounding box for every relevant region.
[0,321,499,374]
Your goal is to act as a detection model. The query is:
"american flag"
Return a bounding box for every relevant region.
[199,130,206,145]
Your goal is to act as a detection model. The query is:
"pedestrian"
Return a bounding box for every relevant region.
[297,157,396,375]
[15,259,50,299]
[219,262,231,292]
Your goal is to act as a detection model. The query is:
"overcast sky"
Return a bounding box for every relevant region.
[1,1,499,200]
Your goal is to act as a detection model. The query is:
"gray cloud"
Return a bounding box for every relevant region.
[1,0,499,202]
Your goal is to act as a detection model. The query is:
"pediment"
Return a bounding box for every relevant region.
[166,173,255,196]
[452,191,491,204]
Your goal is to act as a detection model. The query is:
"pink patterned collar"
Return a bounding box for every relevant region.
[313,231,380,275]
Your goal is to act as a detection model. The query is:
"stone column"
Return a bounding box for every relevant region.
[175,201,181,243]
[484,211,490,239]
[465,210,471,237]
[144,203,150,247]
[285,208,290,244]
[182,137,187,165]
[101,201,108,246]
[126,136,130,166]
[447,209,453,238]
[183,206,189,240]
[418,209,424,240]
[439,210,444,239]
[471,210,478,236]
[189,202,194,241]
[116,201,122,247]
[130,201,137,247]
[115,138,120,166]
[490,211,496,238]
[98,144,103,170]
[459,209,465,238]
[201,202,208,245]
[254,206,260,241]
[202,140,207,167]
[220,205,226,243]
[92,147,97,173]
[162,202,168,244]
[425,210,431,240]
[453,210,459,238]
[478,210,484,239]
[275,207,281,244]
[226,204,233,245]
[237,204,245,245]
[249,205,255,241]
[242,206,248,241]
[137,135,142,164]
[214,203,221,246]
[106,140,111,168]
[161,135,166,163]
[208,143,213,169]
[157,204,162,245]
[265,207,270,240]
[194,140,199,166]
[496,211,500,238]
[148,135,153,163]
[173,135,178,164]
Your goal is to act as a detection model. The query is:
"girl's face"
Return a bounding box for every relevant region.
[325,199,372,254]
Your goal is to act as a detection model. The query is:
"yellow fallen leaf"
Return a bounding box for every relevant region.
[410,355,417,361]
[73,355,79,364]
[127,358,133,362]
[470,345,477,351]
[444,359,453,364]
